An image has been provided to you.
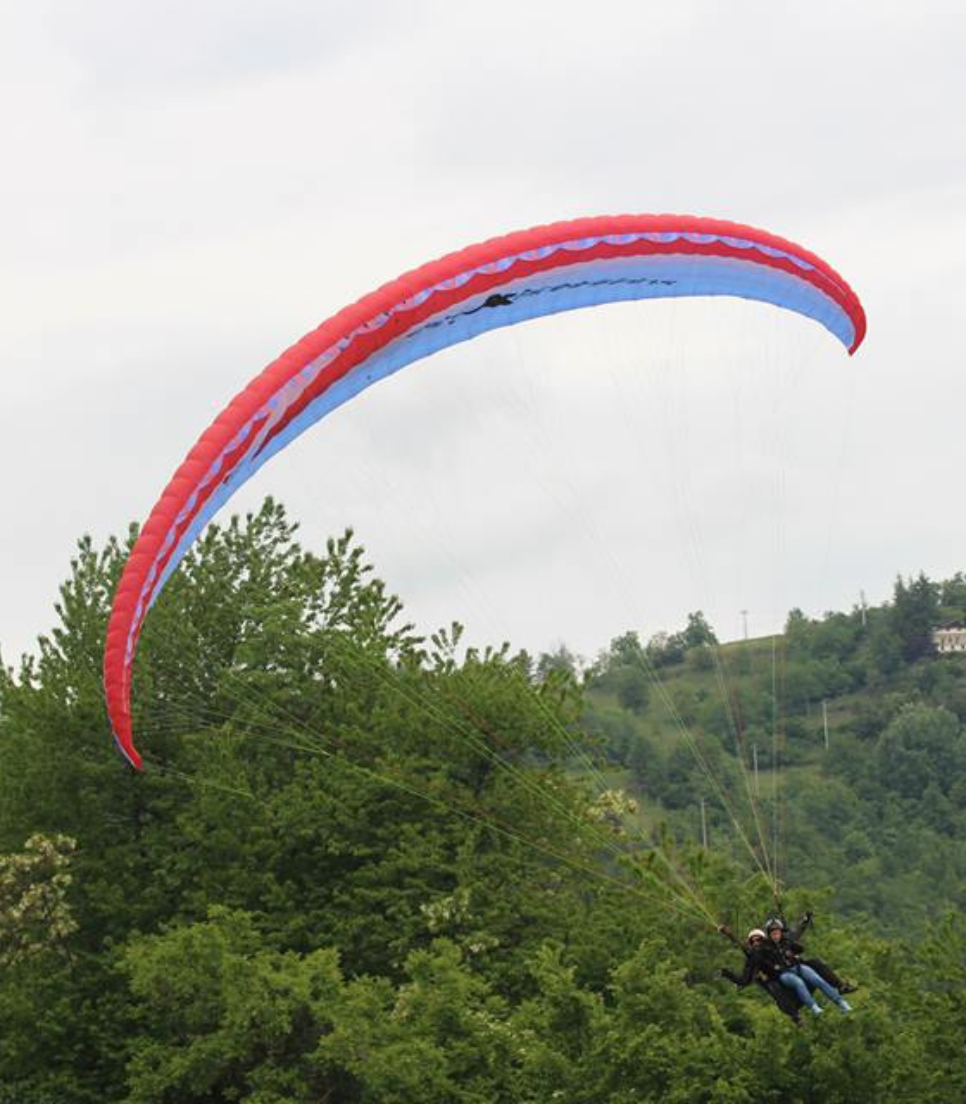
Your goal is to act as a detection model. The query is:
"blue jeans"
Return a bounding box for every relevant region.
[779,964,845,1009]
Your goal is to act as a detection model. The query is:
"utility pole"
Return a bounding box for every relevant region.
[741,609,749,641]
[700,798,708,850]
[860,590,868,628]
[822,699,830,750]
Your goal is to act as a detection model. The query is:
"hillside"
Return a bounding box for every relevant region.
[577,578,966,932]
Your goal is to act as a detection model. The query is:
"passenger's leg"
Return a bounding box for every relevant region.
[779,971,821,1014]
[796,964,851,1012]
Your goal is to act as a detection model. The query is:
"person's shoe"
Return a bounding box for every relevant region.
[809,1004,823,1016]
[838,1000,853,1013]
[838,982,858,995]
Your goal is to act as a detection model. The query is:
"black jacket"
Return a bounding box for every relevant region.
[722,940,787,988]
[770,914,843,984]
[774,912,812,964]
[774,936,807,970]
[720,940,805,1022]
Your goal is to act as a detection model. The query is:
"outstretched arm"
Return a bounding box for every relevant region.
[717,924,742,949]
[721,954,756,987]
[787,910,813,942]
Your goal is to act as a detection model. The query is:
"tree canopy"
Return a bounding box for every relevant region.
[2,503,966,1101]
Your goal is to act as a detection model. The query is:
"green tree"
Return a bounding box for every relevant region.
[10,498,966,1100]
[0,834,77,966]
[868,614,903,679]
[122,906,345,1103]
[647,631,686,668]
[892,573,940,661]
[939,572,966,625]
[615,665,651,715]
[874,703,966,803]
[535,643,579,681]
[682,611,718,649]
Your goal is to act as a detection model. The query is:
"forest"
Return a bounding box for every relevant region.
[2,500,966,1103]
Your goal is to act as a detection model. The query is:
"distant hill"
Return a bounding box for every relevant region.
[565,573,966,932]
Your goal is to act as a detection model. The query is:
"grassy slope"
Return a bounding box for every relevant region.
[582,630,966,931]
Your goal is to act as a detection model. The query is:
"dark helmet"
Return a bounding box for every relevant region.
[765,917,786,933]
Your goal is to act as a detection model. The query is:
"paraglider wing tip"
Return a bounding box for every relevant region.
[847,300,867,355]
[848,323,867,356]
[113,732,145,772]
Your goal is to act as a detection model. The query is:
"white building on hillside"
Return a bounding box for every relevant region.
[933,626,966,654]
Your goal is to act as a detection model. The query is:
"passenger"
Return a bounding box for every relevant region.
[720,921,852,1018]
[764,914,858,996]
[719,927,804,1023]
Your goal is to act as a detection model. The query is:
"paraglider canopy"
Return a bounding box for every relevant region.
[102,213,866,769]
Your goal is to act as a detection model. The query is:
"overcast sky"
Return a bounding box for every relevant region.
[2,0,965,667]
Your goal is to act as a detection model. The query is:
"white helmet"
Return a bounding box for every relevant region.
[747,928,766,942]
